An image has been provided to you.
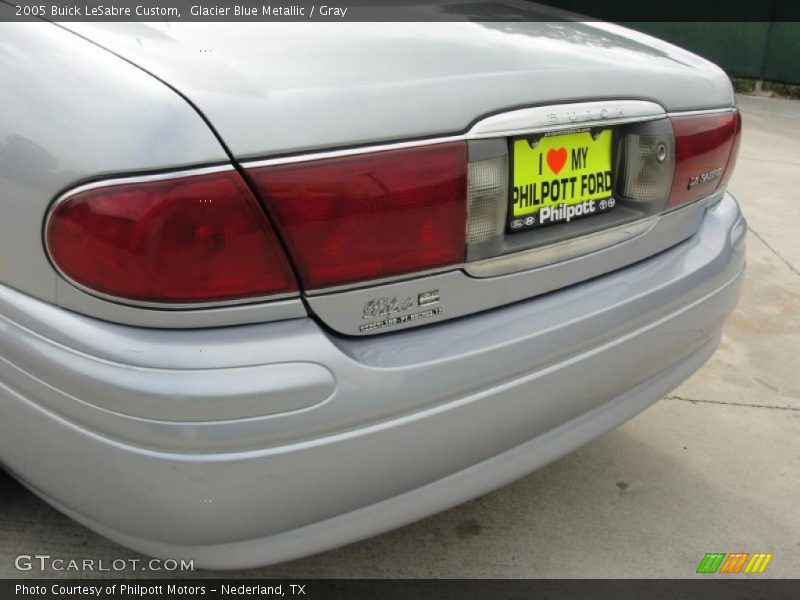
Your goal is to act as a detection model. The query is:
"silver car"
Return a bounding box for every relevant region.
[0,13,744,569]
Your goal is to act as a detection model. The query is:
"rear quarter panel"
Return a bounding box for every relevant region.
[0,15,227,304]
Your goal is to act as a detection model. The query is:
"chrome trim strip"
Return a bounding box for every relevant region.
[466,100,666,139]
[243,137,465,168]
[242,101,672,169]
[44,165,301,310]
[59,286,299,311]
[304,264,459,297]
[464,217,659,278]
[667,107,736,118]
[53,165,234,198]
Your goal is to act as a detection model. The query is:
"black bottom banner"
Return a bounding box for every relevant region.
[4,579,800,600]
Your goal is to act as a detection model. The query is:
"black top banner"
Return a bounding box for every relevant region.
[2,0,799,22]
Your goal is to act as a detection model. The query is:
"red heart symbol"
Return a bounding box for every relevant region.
[547,148,568,175]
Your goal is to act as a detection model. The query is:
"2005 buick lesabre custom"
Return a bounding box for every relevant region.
[0,5,744,569]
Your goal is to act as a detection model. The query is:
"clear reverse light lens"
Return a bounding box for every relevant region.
[617,132,675,203]
[466,155,508,245]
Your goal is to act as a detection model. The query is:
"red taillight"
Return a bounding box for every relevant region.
[667,111,741,209]
[718,110,743,190]
[249,142,467,289]
[46,169,297,303]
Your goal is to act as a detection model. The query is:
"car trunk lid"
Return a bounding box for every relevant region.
[64,20,733,159]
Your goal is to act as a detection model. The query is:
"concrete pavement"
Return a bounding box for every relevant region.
[1,94,798,579]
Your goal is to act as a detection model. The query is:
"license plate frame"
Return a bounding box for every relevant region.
[508,128,615,233]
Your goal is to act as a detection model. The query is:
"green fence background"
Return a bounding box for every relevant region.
[631,21,800,85]
[532,1,800,85]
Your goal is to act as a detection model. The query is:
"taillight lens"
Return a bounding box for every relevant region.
[46,169,297,303]
[667,111,741,209]
[249,142,467,289]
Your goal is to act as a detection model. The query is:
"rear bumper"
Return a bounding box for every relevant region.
[0,193,745,569]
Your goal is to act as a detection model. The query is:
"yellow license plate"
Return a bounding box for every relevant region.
[510,129,614,231]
